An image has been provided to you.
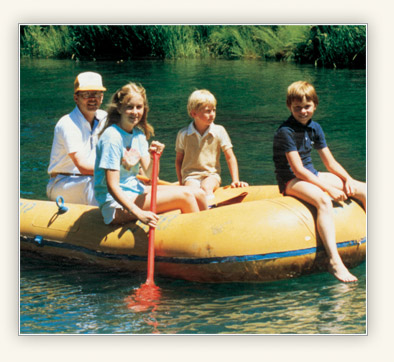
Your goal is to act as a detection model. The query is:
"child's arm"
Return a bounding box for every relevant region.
[175,152,184,185]
[105,169,158,227]
[286,150,347,201]
[224,148,249,188]
[318,147,356,196]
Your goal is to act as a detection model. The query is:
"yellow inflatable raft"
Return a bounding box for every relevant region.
[20,186,366,283]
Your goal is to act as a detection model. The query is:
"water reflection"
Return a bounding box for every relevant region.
[20,254,365,334]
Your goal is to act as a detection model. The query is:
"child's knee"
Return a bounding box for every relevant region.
[201,177,219,193]
[356,181,366,194]
[317,193,333,210]
[180,188,197,202]
[193,188,206,199]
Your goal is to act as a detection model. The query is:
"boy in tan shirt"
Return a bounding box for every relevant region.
[175,89,248,200]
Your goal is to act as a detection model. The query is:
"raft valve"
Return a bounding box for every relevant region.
[34,235,43,245]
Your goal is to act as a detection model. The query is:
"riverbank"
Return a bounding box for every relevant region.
[20,25,366,68]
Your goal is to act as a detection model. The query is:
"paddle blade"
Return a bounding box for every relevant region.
[124,283,161,312]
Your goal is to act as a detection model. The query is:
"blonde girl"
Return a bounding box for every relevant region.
[94,83,207,227]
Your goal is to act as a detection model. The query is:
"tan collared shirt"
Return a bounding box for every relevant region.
[175,122,232,183]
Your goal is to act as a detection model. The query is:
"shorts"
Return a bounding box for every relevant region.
[183,173,221,187]
[47,175,98,206]
[101,187,145,225]
[282,179,294,195]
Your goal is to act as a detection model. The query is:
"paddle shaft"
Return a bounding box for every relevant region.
[145,152,160,286]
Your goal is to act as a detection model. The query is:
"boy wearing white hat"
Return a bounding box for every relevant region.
[47,72,107,205]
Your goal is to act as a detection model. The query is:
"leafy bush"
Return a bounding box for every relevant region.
[20,25,366,68]
[20,25,74,59]
[294,25,366,68]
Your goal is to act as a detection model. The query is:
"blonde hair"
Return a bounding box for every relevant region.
[286,81,319,108]
[187,89,217,117]
[103,82,154,139]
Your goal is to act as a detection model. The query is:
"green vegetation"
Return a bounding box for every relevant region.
[20,25,366,68]
[294,25,366,68]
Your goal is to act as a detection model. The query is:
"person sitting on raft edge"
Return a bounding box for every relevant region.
[175,89,248,201]
[47,71,107,205]
[273,80,366,283]
[94,82,208,227]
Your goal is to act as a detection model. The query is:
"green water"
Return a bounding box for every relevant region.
[19,59,366,334]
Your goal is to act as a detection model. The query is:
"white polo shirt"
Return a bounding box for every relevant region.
[48,106,107,174]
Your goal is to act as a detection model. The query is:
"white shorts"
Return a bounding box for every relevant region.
[183,173,221,187]
[101,188,145,225]
[46,175,98,206]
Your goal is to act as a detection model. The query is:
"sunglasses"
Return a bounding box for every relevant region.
[78,91,103,99]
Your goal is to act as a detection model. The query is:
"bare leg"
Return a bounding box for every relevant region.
[185,177,219,202]
[200,176,220,197]
[286,178,358,283]
[184,180,209,210]
[188,187,209,211]
[319,172,366,210]
[136,185,203,213]
[352,180,366,210]
[111,185,208,224]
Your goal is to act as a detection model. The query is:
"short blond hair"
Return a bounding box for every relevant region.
[187,89,217,117]
[286,81,319,108]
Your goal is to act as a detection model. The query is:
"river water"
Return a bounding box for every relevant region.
[19,58,366,334]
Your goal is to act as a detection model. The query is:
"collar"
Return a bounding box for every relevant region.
[113,123,141,137]
[71,106,93,128]
[71,106,105,133]
[288,115,313,129]
[186,121,217,138]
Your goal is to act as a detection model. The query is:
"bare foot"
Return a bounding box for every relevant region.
[328,260,358,283]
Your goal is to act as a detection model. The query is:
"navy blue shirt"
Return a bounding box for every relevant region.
[273,115,327,193]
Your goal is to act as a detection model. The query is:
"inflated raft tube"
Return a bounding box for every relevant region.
[20,185,366,283]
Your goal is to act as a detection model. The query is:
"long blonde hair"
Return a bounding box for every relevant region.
[102,82,154,139]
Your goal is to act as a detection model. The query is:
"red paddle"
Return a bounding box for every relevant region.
[145,151,160,286]
[125,151,162,313]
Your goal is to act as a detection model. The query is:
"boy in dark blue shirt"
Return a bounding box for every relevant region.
[273,81,366,283]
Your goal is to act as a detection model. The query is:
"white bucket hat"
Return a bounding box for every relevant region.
[74,72,107,93]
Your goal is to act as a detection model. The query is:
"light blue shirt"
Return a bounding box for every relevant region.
[94,124,149,207]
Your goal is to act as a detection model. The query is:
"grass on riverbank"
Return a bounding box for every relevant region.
[20,25,366,68]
